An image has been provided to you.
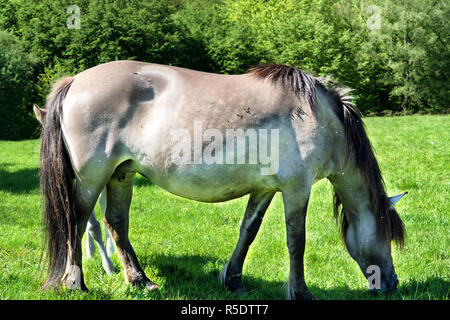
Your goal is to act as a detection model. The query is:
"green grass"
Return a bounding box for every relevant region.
[0,115,448,300]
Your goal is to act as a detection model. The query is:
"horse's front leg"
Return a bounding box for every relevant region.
[219,191,275,295]
[103,170,158,291]
[282,183,317,300]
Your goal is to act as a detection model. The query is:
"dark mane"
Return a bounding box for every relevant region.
[319,78,405,247]
[250,63,405,246]
[249,63,316,109]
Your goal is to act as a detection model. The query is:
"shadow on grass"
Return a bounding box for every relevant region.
[139,253,282,300]
[0,163,152,194]
[138,253,448,300]
[0,163,40,194]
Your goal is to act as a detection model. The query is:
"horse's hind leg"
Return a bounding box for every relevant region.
[103,165,158,291]
[281,182,317,300]
[219,191,275,295]
[64,182,102,291]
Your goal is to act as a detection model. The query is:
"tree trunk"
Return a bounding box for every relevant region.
[402,95,410,114]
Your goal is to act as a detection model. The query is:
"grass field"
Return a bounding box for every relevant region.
[0,115,448,300]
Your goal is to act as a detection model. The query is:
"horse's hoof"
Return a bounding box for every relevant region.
[145,281,159,291]
[234,287,248,297]
[308,292,319,300]
[101,258,116,276]
[64,265,89,292]
[219,260,247,295]
[286,287,318,300]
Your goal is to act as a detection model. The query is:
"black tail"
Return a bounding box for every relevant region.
[39,77,76,288]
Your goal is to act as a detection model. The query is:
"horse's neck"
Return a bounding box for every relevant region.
[330,166,371,216]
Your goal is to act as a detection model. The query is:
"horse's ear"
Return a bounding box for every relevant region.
[33,104,47,125]
[388,192,408,207]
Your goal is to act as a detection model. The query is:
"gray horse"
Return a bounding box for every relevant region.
[34,61,405,299]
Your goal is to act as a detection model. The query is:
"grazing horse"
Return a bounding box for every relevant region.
[34,61,405,299]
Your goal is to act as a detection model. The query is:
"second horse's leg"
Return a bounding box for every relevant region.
[86,211,115,275]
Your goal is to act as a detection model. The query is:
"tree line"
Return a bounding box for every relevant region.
[0,0,448,140]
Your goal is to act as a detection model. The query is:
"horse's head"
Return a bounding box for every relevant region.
[326,81,407,296]
[369,191,407,293]
[331,162,407,294]
[33,104,46,126]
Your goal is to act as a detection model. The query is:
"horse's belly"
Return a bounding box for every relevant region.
[144,165,278,202]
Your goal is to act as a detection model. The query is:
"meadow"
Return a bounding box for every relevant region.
[0,115,448,300]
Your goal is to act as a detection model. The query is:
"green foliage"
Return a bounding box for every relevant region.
[35,62,72,103]
[176,0,449,113]
[336,0,450,112]
[2,0,186,72]
[378,0,450,112]
[61,0,184,71]
[0,31,37,140]
[0,0,448,139]
[173,0,261,74]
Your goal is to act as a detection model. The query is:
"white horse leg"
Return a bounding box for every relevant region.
[86,211,116,275]
[85,212,97,258]
[105,226,115,257]
[99,189,115,257]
